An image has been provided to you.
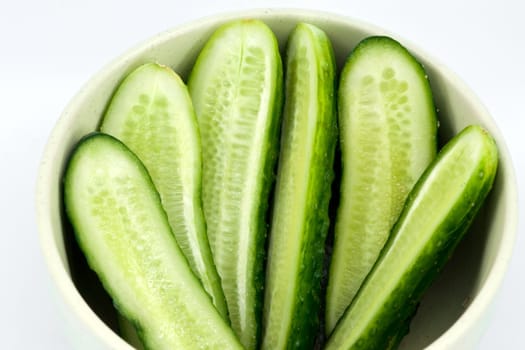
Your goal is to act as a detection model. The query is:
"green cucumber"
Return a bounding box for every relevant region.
[326,36,438,333]
[100,62,228,319]
[188,19,283,349]
[63,133,242,350]
[325,125,498,349]
[261,23,336,350]
[118,316,145,349]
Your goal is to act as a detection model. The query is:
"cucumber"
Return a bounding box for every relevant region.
[324,125,499,349]
[325,36,438,333]
[188,19,283,349]
[261,23,336,350]
[100,62,228,319]
[63,133,242,350]
[118,315,144,350]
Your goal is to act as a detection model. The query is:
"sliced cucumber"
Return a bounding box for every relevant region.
[261,23,336,350]
[118,315,144,350]
[188,19,283,349]
[326,36,438,333]
[100,62,228,319]
[325,125,498,349]
[63,133,242,350]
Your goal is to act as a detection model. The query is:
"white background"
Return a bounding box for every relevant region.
[1,0,523,348]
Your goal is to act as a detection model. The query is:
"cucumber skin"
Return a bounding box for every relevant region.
[63,133,242,350]
[252,52,283,350]
[326,35,438,334]
[325,125,498,349]
[261,23,337,350]
[188,19,283,350]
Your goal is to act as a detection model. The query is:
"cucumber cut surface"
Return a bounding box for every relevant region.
[63,133,242,350]
[326,36,438,334]
[325,125,498,349]
[100,62,227,319]
[261,23,337,350]
[188,19,283,349]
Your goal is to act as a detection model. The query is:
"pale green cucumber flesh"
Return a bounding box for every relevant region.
[326,36,438,333]
[63,133,242,350]
[325,125,498,349]
[188,19,283,349]
[261,23,336,350]
[100,62,228,320]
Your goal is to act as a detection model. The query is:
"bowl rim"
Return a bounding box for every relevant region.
[35,7,518,349]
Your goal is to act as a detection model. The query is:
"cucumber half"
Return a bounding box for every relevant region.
[188,19,283,349]
[63,133,242,350]
[326,36,438,334]
[325,125,498,349]
[100,62,227,319]
[261,23,337,350]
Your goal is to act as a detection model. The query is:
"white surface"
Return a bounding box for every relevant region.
[1,0,522,348]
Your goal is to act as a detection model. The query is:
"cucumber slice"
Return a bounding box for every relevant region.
[118,315,144,350]
[261,23,336,350]
[325,125,499,349]
[326,36,438,333]
[100,62,228,320]
[188,19,283,349]
[63,133,242,350]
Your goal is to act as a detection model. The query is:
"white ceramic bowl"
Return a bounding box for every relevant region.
[36,9,518,350]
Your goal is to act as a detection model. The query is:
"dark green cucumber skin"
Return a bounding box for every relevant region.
[284,37,337,349]
[262,23,337,350]
[252,60,283,350]
[63,133,242,350]
[325,125,498,349]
